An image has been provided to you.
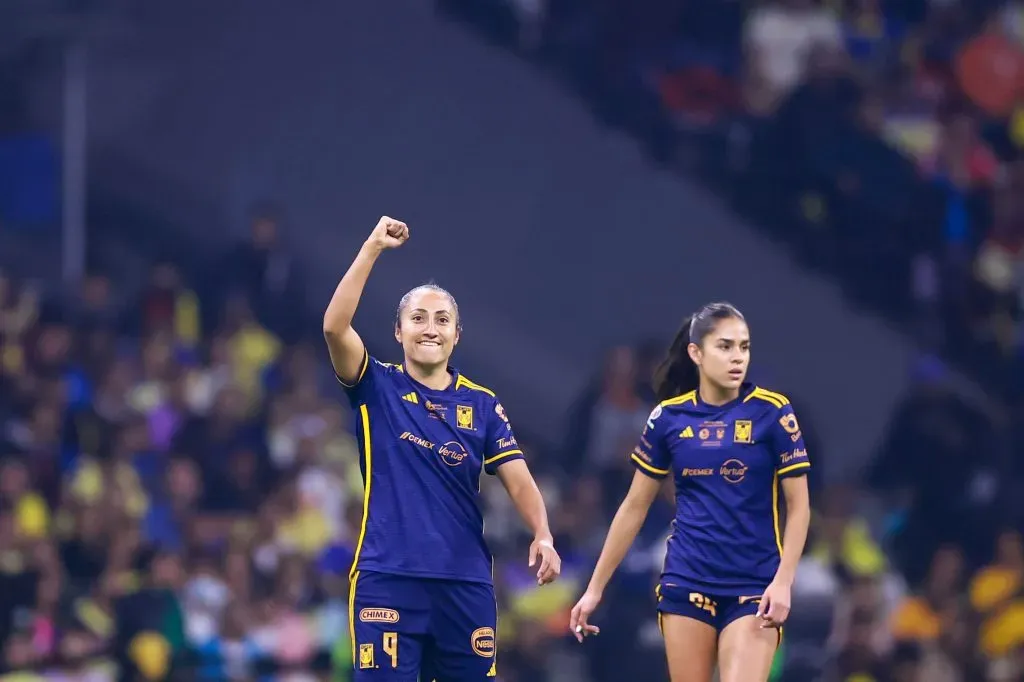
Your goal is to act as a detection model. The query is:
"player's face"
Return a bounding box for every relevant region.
[689,316,750,392]
[395,290,460,369]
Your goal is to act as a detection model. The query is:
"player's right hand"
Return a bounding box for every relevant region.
[569,591,602,643]
[367,216,409,250]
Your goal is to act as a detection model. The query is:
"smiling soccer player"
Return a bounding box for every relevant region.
[323,216,561,681]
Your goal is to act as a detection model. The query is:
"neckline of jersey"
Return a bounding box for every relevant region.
[398,364,461,396]
[693,382,755,413]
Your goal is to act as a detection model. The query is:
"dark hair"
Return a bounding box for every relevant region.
[395,282,463,332]
[652,302,745,401]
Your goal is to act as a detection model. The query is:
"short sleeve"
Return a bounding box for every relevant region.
[483,400,525,475]
[771,405,811,478]
[336,350,387,404]
[630,405,672,480]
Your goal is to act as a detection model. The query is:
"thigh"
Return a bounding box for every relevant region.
[350,571,431,681]
[717,615,780,682]
[425,581,497,682]
[657,586,718,682]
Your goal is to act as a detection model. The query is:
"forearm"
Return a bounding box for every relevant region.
[323,241,382,333]
[507,476,552,541]
[775,503,810,586]
[586,500,648,596]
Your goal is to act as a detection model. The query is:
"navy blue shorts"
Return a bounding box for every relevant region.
[349,570,497,681]
[656,583,765,633]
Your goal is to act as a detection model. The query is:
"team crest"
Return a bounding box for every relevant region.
[359,643,375,669]
[456,405,474,431]
[734,420,752,444]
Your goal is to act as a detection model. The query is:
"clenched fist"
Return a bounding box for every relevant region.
[367,216,409,251]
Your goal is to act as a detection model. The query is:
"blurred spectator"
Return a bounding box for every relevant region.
[974,530,1024,661]
[130,263,201,352]
[868,357,1003,579]
[218,205,303,343]
[744,0,842,115]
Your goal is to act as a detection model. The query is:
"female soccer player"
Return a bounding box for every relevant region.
[323,216,561,681]
[569,302,811,682]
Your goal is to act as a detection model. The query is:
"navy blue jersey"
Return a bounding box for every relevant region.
[632,384,811,596]
[341,350,524,584]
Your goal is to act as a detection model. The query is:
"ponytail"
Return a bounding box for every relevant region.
[652,315,700,402]
[652,302,745,402]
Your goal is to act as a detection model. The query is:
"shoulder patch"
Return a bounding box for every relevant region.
[646,405,662,430]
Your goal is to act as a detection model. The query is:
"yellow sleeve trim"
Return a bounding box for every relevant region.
[777,461,810,476]
[484,449,523,465]
[631,453,670,477]
[744,386,791,408]
[455,374,497,396]
[661,390,697,407]
[336,349,370,388]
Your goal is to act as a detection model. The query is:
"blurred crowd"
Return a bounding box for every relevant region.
[439,0,1024,680]
[0,214,362,681]
[2,214,1024,682]
[444,0,1024,405]
[3,0,1024,680]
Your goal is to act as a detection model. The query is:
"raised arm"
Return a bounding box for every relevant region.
[323,216,408,383]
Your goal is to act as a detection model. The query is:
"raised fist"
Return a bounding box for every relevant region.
[367,216,409,250]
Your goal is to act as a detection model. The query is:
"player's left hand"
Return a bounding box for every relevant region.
[756,580,791,629]
[529,536,561,585]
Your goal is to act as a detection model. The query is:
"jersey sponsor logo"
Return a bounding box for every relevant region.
[400,431,435,451]
[646,405,662,431]
[487,661,497,677]
[778,413,801,442]
[401,392,418,404]
[734,420,753,443]
[679,426,694,439]
[681,467,714,477]
[425,400,447,420]
[633,446,658,465]
[438,440,470,467]
[496,436,518,450]
[456,405,475,431]
[720,458,749,483]
[359,643,375,669]
[698,421,727,447]
[359,608,400,623]
[471,627,495,658]
[779,448,807,464]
